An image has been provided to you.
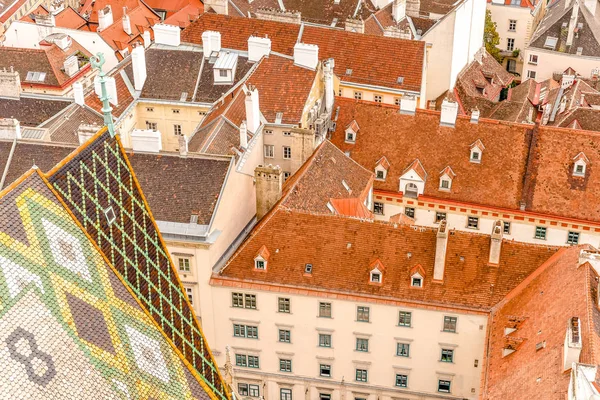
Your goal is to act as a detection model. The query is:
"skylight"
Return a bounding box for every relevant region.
[544,36,558,50]
[25,71,47,82]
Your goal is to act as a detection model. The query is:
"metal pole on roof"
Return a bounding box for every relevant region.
[90,53,116,137]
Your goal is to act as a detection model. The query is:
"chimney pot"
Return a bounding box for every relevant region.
[470,109,480,123]
[131,45,147,91]
[399,95,417,115]
[392,0,407,22]
[245,86,260,134]
[324,59,335,112]
[73,81,85,105]
[143,30,151,48]
[122,8,132,35]
[433,220,448,281]
[97,5,113,31]
[202,31,222,58]
[240,121,248,148]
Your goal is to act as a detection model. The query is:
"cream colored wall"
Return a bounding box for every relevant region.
[262,126,313,177]
[522,48,600,82]
[210,285,487,399]
[134,101,209,151]
[487,4,534,77]
[422,13,456,103]
[339,86,406,106]
[0,0,45,35]
[115,103,138,149]
[373,201,600,248]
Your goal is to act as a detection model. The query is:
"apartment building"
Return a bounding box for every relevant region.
[523,0,600,82]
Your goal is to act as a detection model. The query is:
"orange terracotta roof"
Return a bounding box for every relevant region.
[0,0,27,22]
[163,2,203,28]
[23,6,88,29]
[97,5,158,54]
[144,0,202,17]
[329,197,373,219]
[389,212,415,225]
[256,244,270,260]
[84,60,134,118]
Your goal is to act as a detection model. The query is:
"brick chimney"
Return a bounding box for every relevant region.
[489,220,503,265]
[255,164,283,220]
[202,31,222,58]
[245,85,260,134]
[324,59,335,112]
[122,7,132,35]
[433,220,448,281]
[293,43,319,70]
[0,67,21,98]
[248,36,271,62]
[440,99,458,127]
[131,44,147,91]
[98,5,114,31]
[0,118,21,139]
[393,0,407,22]
[73,81,85,105]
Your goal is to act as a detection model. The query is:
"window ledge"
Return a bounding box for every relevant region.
[231,306,260,311]
[397,325,413,329]
[439,360,455,364]
[440,330,458,334]
[438,187,451,192]
[469,159,481,164]
[395,355,412,359]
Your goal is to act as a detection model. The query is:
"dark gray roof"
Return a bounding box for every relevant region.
[40,103,103,144]
[0,95,71,126]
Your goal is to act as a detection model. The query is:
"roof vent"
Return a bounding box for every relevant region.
[346,68,352,75]
[305,263,313,274]
[397,76,404,84]
[190,214,198,224]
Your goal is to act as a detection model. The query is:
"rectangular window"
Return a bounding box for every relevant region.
[146,107,154,112]
[434,212,447,223]
[283,131,292,136]
[319,334,332,347]
[264,145,274,158]
[178,257,190,272]
[507,59,517,73]
[264,129,273,135]
[249,385,259,397]
[319,395,331,400]
[503,221,511,234]
[172,109,180,114]
[395,374,408,388]
[280,388,292,400]
[279,329,291,343]
[567,231,580,245]
[374,202,384,215]
[528,54,538,65]
[394,97,401,106]
[233,324,258,339]
[508,19,516,31]
[185,287,193,305]
[527,70,537,79]
[283,172,291,181]
[278,297,291,313]
[357,306,370,322]
[319,302,332,318]
[238,383,249,396]
[374,95,382,103]
[443,316,457,333]
[535,226,547,240]
[376,170,385,180]
[405,207,415,218]
[438,380,451,393]
[441,348,454,362]
[398,311,412,327]
[355,369,368,382]
[506,38,515,51]
[173,124,182,135]
[283,146,292,159]
[356,338,369,352]
[232,292,244,308]
[235,354,247,367]
[146,121,157,130]
[320,364,331,377]
[219,69,228,77]
[354,91,363,100]
[467,216,479,229]
[245,294,257,309]
[397,342,410,357]
[279,359,292,372]
[248,355,259,368]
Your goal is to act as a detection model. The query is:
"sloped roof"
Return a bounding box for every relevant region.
[84,60,135,118]
[40,103,103,144]
[21,5,88,29]
[0,95,72,126]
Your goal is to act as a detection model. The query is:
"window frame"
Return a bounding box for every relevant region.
[178,257,191,272]
[173,124,182,136]
[357,306,370,322]
[374,94,382,103]
[405,207,415,218]
[527,70,537,79]
[398,311,412,327]
[506,38,515,51]
[395,373,408,388]
[354,91,363,100]
[397,342,410,357]
[278,297,291,313]
[318,333,332,348]
[567,231,580,245]
[503,221,511,235]
[355,368,368,382]
[535,226,547,240]
[185,287,194,305]
[443,316,458,333]
[508,19,516,32]
[279,358,292,372]
[280,388,292,400]
[279,329,291,343]
[319,364,331,377]
[374,202,384,215]
[467,216,479,229]
[441,348,454,363]
[438,379,451,393]
[435,212,447,223]
[319,302,332,318]
[264,144,275,158]
[283,146,292,159]
[356,337,369,352]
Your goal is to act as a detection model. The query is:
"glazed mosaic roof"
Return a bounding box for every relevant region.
[0,128,229,399]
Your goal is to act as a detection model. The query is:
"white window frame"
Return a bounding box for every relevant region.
[528,54,538,65]
[370,269,381,283]
[411,273,423,287]
[264,144,275,158]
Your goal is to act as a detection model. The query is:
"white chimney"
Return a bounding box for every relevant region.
[239,121,248,148]
[54,34,72,50]
[178,135,188,156]
[153,24,181,47]
[560,96,567,113]
[392,0,407,22]
[563,317,582,371]
[73,81,85,105]
[202,31,221,58]
[567,2,579,47]
[440,99,459,127]
[470,108,480,123]
[143,30,151,48]
[489,220,503,265]
[98,5,114,31]
[131,129,162,153]
[94,76,118,106]
[293,43,319,70]
[245,85,260,134]
[122,7,132,35]
[585,0,597,16]
[64,55,79,77]
[433,220,448,281]
[248,36,271,62]
[131,45,147,91]
[35,13,55,27]
[0,67,21,98]
[77,124,100,145]
[324,59,334,112]
[0,118,21,140]
[399,95,417,115]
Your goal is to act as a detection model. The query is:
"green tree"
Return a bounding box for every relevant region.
[484,9,502,63]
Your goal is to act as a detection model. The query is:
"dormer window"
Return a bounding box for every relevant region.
[375,156,390,181]
[438,166,456,192]
[213,51,239,84]
[254,245,270,271]
[411,274,422,287]
[345,120,359,143]
[400,159,426,198]
[572,152,589,177]
[470,139,485,164]
[376,170,385,180]
[369,259,385,284]
[370,270,381,283]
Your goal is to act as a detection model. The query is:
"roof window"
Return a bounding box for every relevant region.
[544,36,558,50]
[470,139,485,163]
[254,245,270,271]
[572,152,589,177]
[25,71,47,83]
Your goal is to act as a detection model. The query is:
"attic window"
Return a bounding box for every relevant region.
[544,36,558,50]
[573,153,588,176]
[305,263,313,274]
[439,167,455,191]
[25,71,46,82]
[346,132,355,142]
[370,269,381,283]
[376,170,385,180]
[255,259,266,270]
[397,76,404,85]
[346,68,353,75]
[440,178,451,190]
[411,272,423,287]
[104,206,116,225]
[470,140,485,163]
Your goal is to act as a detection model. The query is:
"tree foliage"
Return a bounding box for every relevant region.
[484,9,502,63]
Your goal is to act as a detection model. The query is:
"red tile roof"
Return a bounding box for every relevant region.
[96,5,158,55]
[163,3,203,28]
[181,13,425,92]
[84,60,134,118]
[21,5,88,29]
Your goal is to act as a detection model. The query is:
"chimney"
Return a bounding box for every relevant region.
[566,2,579,47]
[0,118,21,140]
[239,121,248,148]
[73,81,85,105]
[560,95,567,113]
[131,45,147,91]
[178,135,188,156]
[433,220,448,281]
[64,55,79,77]
[293,43,319,70]
[98,5,114,31]
[131,128,162,153]
[440,99,459,127]
[77,124,100,145]
[143,30,151,48]
[563,317,582,371]
[470,108,480,123]
[0,67,22,98]
[562,73,575,88]
[324,59,335,112]
[202,31,221,58]
[54,34,72,50]
[255,164,283,220]
[248,36,271,62]
[35,13,55,27]
[585,0,597,15]
[344,18,364,33]
[153,23,181,47]
[399,95,417,115]
[489,220,503,265]
[122,7,132,35]
[245,85,260,134]
[204,0,228,15]
[393,0,407,22]
[406,0,420,17]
